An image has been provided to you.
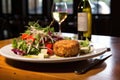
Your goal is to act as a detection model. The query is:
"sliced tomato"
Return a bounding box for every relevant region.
[21,33,29,40]
[45,43,54,55]
[21,33,35,44]
[27,35,35,42]
[47,48,54,55]
[45,43,53,49]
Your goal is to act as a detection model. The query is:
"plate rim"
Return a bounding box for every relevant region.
[0,44,108,63]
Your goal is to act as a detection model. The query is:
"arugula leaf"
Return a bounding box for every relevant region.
[12,38,18,48]
[80,38,90,47]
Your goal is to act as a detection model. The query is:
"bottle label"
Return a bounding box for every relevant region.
[77,13,88,31]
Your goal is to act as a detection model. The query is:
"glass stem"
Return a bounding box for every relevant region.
[58,22,62,35]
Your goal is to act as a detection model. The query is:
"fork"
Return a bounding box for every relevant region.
[74,52,112,74]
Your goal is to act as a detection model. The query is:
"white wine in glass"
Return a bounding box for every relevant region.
[52,1,68,35]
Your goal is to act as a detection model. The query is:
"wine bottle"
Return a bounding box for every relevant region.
[77,0,92,41]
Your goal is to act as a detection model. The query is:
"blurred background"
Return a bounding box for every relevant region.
[0,0,118,40]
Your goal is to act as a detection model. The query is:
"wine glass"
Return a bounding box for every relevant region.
[52,1,68,35]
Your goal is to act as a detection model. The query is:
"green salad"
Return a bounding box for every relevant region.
[79,39,92,54]
[11,21,63,57]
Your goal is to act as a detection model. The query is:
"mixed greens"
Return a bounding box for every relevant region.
[11,21,63,56]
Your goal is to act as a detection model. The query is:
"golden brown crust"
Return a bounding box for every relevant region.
[53,40,80,57]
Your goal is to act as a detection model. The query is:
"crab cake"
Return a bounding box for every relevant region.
[53,40,80,57]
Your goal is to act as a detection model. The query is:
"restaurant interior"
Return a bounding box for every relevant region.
[1,0,120,80]
[0,0,118,40]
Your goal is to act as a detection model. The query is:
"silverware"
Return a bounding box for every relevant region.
[74,52,112,74]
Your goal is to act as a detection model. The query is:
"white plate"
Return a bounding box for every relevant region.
[0,44,108,63]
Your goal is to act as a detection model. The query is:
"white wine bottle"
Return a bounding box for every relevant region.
[77,0,92,41]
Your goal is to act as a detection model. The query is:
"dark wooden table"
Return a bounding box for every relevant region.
[0,34,120,80]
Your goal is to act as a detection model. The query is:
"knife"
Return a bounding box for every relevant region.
[74,52,112,74]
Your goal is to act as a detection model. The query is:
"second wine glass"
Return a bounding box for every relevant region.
[52,1,68,35]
